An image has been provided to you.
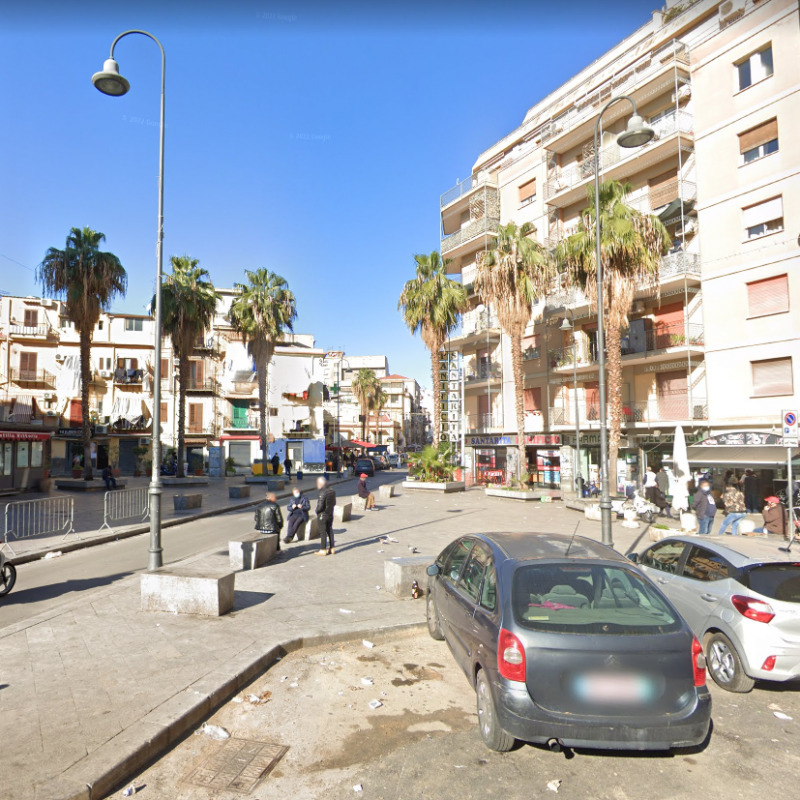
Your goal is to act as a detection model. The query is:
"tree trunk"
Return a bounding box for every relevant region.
[79,328,93,480]
[257,352,268,473]
[430,347,441,449]
[605,322,623,494]
[510,331,525,483]
[360,401,367,443]
[176,356,188,479]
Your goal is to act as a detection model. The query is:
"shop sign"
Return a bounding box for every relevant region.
[439,351,462,449]
[468,434,517,447]
[644,360,688,372]
[698,431,785,446]
[525,434,561,446]
[0,430,51,441]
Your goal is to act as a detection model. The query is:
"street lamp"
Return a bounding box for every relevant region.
[93,30,166,570]
[559,314,582,498]
[593,97,655,546]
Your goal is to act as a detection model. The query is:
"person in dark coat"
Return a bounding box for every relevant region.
[284,488,310,543]
[283,456,293,481]
[356,473,376,510]
[754,496,788,538]
[255,492,283,550]
[741,469,760,513]
[692,478,717,535]
[315,476,337,556]
[101,464,117,490]
[271,453,281,476]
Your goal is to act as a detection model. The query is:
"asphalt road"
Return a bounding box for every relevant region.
[0,473,376,628]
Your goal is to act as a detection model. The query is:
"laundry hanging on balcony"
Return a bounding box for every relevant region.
[10,396,33,423]
[55,355,80,400]
[111,395,146,427]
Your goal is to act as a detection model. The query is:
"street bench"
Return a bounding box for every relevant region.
[334,502,352,522]
[56,479,127,492]
[351,495,367,512]
[229,533,278,570]
[378,484,395,499]
[141,564,235,616]
[384,555,434,599]
[173,494,202,511]
[303,515,319,541]
[228,485,251,499]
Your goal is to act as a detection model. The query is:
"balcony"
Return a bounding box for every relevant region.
[549,395,707,426]
[464,413,501,434]
[223,414,260,430]
[544,111,694,209]
[10,367,56,386]
[9,323,53,338]
[465,365,502,384]
[624,179,696,216]
[440,172,497,210]
[660,250,701,281]
[185,378,218,393]
[114,368,144,385]
[186,423,217,436]
[523,346,541,362]
[441,215,499,258]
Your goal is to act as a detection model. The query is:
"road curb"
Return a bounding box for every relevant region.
[34,620,425,800]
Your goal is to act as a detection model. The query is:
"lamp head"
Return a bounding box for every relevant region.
[475,303,486,314]
[617,114,655,148]
[559,317,573,331]
[91,58,130,96]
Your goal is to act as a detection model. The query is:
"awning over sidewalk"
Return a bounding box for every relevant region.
[681,445,800,466]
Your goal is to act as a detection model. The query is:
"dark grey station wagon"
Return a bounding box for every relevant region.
[426,532,711,752]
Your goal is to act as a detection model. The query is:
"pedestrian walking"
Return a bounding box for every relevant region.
[692,478,717,535]
[741,469,760,513]
[643,466,659,506]
[255,492,284,550]
[283,456,293,482]
[315,476,336,556]
[656,466,670,497]
[101,464,117,490]
[357,473,377,510]
[271,453,281,476]
[717,478,747,535]
[753,496,788,539]
[284,488,309,543]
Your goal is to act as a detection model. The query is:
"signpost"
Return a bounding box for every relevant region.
[782,410,798,544]
[439,350,463,462]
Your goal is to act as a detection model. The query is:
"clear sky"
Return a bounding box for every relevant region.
[0,0,655,388]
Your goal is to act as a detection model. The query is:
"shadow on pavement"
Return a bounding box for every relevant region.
[0,571,134,606]
[234,590,275,610]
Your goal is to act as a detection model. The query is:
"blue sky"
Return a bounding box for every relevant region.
[0,0,654,388]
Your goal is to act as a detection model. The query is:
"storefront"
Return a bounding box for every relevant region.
[0,430,51,492]
[465,433,562,486]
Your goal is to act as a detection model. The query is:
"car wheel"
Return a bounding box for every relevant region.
[0,562,16,597]
[426,588,444,640]
[705,632,755,693]
[476,669,515,752]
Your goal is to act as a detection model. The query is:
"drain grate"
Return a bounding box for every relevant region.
[183,738,288,793]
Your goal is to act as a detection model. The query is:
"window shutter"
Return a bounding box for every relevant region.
[523,335,539,349]
[160,358,169,378]
[24,309,38,327]
[518,178,537,202]
[739,118,778,153]
[524,387,542,412]
[20,351,37,373]
[747,274,789,316]
[648,171,678,208]
[160,402,168,423]
[752,357,793,397]
[743,196,782,228]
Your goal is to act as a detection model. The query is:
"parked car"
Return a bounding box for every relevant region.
[354,457,375,477]
[426,532,710,752]
[387,453,400,468]
[631,535,800,692]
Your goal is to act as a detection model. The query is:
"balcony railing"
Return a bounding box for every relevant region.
[550,396,707,426]
[223,414,260,429]
[9,323,52,337]
[186,423,217,436]
[465,413,501,433]
[10,367,55,385]
[523,346,541,362]
[185,378,218,392]
[460,310,501,338]
[624,179,697,215]
[660,250,701,279]
[440,172,497,208]
[441,215,500,255]
[114,368,144,385]
[465,365,502,383]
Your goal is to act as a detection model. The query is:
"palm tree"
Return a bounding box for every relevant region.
[229,269,296,473]
[371,387,388,445]
[556,178,670,477]
[351,368,378,443]
[398,251,468,448]
[156,256,219,479]
[476,222,553,480]
[38,227,127,480]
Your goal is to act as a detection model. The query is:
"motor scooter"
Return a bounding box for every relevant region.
[611,490,659,524]
[0,550,16,597]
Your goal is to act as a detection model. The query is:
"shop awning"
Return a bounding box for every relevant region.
[350,439,372,448]
[679,445,800,466]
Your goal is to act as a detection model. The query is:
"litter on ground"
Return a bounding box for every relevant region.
[199,722,230,740]
[362,640,375,649]
[547,779,562,793]
[368,699,383,709]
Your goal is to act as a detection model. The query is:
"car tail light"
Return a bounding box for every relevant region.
[498,628,526,682]
[731,595,775,624]
[761,655,777,671]
[691,637,706,687]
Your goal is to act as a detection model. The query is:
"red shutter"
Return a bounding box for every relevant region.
[160,402,168,423]
[69,400,82,425]
[747,274,789,317]
[524,387,542,412]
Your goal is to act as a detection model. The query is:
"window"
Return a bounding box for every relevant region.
[117,357,138,370]
[160,402,168,423]
[17,442,30,469]
[443,538,474,582]
[518,178,537,206]
[188,403,203,432]
[524,387,542,412]
[31,441,43,468]
[160,358,170,377]
[124,318,143,332]
[739,564,800,603]
[458,546,490,602]
[648,171,679,210]
[747,274,789,317]
[739,118,778,164]
[639,540,685,574]
[23,309,38,327]
[19,351,37,378]
[681,546,732,582]
[751,357,793,397]
[743,196,783,240]
[480,563,497,611]
[736,45,773,91]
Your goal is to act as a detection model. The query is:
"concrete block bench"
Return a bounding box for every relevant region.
[228,485,251,499]
[267,478,285,491]
[173,494,203,511]
[384,555,434,599]
[334,502,352,522]
[303,515,320,541]
[56,479,127,492]
[229,533,277,570]
[378,484,395,499]
[141,565,235,616]
[351,495,367,512]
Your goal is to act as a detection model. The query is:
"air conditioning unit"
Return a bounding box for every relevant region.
[99,370,113,379]
[139,438,149,447]
[41,298,56,308]
[719,0,745,26]
[45,411,57,417]
[95,425,108,434]
[55,353,65,362]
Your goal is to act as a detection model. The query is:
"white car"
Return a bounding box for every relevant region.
[387,453,400,468]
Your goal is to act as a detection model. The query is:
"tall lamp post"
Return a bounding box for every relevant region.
[559,313,582,499]
[92,30,166,570]
[593,96,655,546]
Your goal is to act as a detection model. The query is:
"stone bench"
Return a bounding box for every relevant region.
[141,565,235,616]
[56,479,127,492]
[303,515,320,541]
[351,495,367,512]
[173,494,203,511]
[384,555,434,599]
[378,484,395,499]
[228,485,251,499]
[334,502,352,522]
[229,533,277,570]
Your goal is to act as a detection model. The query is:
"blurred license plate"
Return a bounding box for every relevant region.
[575,673,651,704]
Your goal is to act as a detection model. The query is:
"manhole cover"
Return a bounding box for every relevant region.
[183,738,288,793]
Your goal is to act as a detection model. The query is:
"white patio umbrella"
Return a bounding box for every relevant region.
[671,424,690,514]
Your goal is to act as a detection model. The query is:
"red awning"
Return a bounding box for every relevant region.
[68,400,82,426]
[350,439,372,448]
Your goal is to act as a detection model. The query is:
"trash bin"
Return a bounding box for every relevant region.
[296,469,304,481]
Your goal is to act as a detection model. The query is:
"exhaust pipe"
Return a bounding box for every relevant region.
[546,738,562,753]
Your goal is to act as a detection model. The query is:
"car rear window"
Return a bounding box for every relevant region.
[512,563,681,634]
[739,564,800,603]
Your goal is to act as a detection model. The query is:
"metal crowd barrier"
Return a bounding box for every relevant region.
[2,496,77,557]
[99,487,150,534]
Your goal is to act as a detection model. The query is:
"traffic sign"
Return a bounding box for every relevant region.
[782,409,798,447]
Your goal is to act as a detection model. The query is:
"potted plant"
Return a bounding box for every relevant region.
[71,455,82,478]
[225,456,237,476]
[131,445,149,477]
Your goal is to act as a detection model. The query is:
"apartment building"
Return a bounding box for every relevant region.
[442,0,799,492]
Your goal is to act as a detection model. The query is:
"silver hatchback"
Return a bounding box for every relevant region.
[632,535,800,692]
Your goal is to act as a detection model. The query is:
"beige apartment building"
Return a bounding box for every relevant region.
[442,0,799,494]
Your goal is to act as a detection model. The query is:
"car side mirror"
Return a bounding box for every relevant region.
[426,564,440,577]
[626,552,639,563]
